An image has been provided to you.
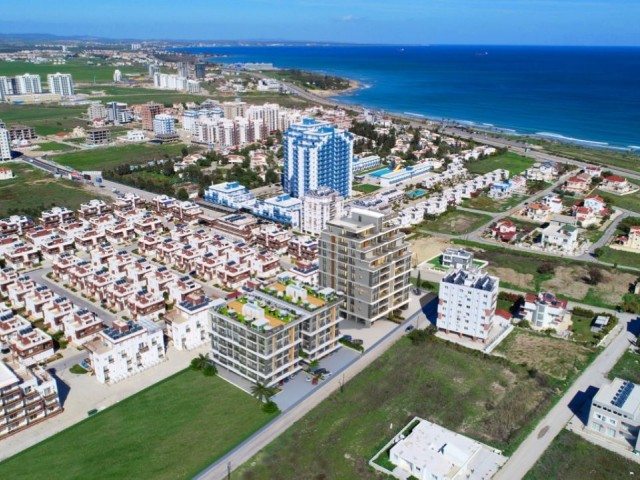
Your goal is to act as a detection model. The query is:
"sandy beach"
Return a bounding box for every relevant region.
[310,79,363,97]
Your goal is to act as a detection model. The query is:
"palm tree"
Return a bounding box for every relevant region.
[251,382,275,403]
[191,353,209,371]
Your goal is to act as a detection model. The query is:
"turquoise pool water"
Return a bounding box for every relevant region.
[406,189,426,199]
[369,167,392,177]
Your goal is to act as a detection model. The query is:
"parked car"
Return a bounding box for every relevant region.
[351,339,364,346]
[342,334,353,342]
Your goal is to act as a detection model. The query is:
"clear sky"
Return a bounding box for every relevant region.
[1,0,639,46]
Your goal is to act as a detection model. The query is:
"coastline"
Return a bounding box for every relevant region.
[310,79,363,98]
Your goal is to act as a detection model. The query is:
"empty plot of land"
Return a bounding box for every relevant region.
[0,162,105,217]
[609,350,640,384]
[524,429,639,480]
[420,210,492,235]
[52,143,195,171]
[410,235,451,264]
[466,152,535,177]
[495,329,594,381]
[0,370,276,480]
[234,338,556,480]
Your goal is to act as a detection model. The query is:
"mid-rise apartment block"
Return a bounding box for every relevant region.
[319,207,411,326]
[14,74,42,95]
[47,73,74,97]
[152,114,176,136]
[437,268,499,342]
[140,102,163,131]
[0,128,11,161]
[589,378,640,449]
[301,187,344,236]
[209,279,343,386]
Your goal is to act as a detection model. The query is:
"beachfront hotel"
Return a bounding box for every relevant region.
[282,118,354,199]
[209,278,344,387]
[319,207,411,326]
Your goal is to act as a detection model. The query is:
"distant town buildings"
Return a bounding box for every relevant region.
[283,118,354,199]
[437,267,499,342]
[319,207,411,326]
[47,73,74,97]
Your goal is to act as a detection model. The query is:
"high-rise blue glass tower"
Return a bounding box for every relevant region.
[283,118,354,199]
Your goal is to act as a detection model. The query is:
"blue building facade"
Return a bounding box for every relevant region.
[283,118,354,199]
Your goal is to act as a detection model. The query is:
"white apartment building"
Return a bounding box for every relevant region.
[252,194,302,227]
[301,187,344,235]
[87,103,108,121]
[127,130,146,142]
[0,360,62,440]
[113,69,122,82]
[14,74,42,95]
[0,128,11,161]
[203,181,257,210]
[165,294,217,351]
[245,103,281,133]
[85,318,165,384]
[153,73,201,93]
[352,154,381,173]
[152,114,176,136]
[47,73,74,97]
[437,268,499,342]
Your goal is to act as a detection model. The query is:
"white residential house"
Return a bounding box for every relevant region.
[165,294,218,351]
[521,292,569,329]
[541,222,580,253]
[84,318,165,384]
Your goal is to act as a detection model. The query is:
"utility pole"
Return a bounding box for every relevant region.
[227,461,231,480]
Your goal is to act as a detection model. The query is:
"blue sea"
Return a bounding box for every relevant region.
[181,45,640,150]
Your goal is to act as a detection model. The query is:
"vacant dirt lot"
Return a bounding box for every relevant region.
[491,267,535,290]
[541,266,591,300]
[410,236,452,265]
[495,329,593,381]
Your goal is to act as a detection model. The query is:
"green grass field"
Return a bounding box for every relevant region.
[596,246,640,268]
[537,140,640,175]
[234,337,558,479]
[0,59,143,83]
[35,141,77,152]
[352,183,382,194]
[52,143,195,171]
[597,187,640,214]
[0,104,87,136]
[420,209,492,235]
[524,430,639,480]
[0,162,105,217]
[0,369,276,480]
[467,152,535,177]
[609,350,640,384]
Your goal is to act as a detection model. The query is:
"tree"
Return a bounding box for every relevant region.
[265,168,280,185]
[586,266,604,286]
[190,353,209,371]
[181,147,189,157]
[251,382,276,403]
[176,187,189,201]
[416,271,422,290]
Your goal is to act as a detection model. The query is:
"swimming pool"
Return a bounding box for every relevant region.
[368,168,392,178]
[406,189,427,199]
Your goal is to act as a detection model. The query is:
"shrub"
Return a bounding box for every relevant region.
[70,364,87,375]
[262,401,279,414]
[536,263,556,275]
[202,364,217,377]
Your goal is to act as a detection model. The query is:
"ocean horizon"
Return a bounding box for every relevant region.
[180,45,640,150]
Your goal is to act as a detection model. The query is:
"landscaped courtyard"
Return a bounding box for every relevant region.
[0,369,276,480]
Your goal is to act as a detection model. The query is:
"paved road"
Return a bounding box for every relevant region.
[195,301,431,480]
[494,312,638,480]
[28,267,117,325]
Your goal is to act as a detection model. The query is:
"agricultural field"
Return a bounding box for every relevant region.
[466,152,535,177]
[0,162,106,218]
[525,430,640,480]
[419,210,492,235]
[0,369,276,480]
[495,329,595,381]
[234,337,559,479]
[52,143,196,172]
